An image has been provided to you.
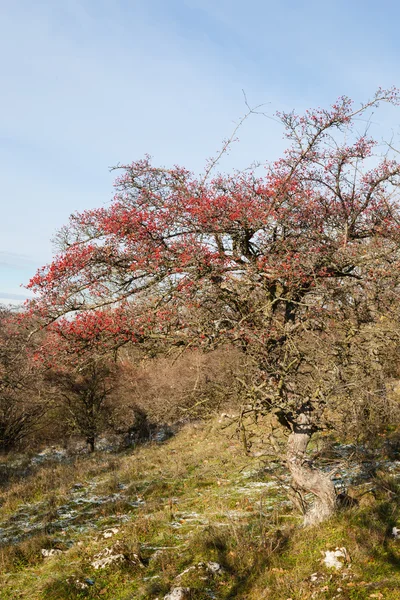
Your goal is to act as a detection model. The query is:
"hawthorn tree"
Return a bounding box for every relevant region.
[28,89,400,524]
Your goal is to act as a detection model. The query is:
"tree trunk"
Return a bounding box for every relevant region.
[286,405,336,526]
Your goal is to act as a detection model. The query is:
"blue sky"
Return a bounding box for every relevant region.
[1,0,400,303]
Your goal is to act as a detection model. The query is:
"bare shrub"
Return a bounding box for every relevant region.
[0,306,48,452]
[113,346,243,429]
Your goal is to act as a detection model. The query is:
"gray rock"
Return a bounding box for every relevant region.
[91,549,125,570]
[322,547,349,570]
[163,588,191,600]
[41,548,62,558]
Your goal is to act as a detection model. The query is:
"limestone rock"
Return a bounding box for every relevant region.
[163,588,191,600]
[41,548,62,558]
[102,527,119,539]
[90,543,141,570]
[322,547,349,570]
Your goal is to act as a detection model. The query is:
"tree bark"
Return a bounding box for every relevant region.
[286,404,336,526]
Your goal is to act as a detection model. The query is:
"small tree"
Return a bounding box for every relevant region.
[48,358,117,452]
[28,89,400,523]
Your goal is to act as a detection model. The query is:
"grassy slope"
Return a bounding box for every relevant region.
[0,421,399,600]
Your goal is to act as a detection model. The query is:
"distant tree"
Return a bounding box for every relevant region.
[46,357,118,453]
[0,307,47,451]
[27,89,400,524]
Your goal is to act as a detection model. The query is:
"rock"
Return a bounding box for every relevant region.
[41,548,63,558]
[176,561,223,579]
[96,435,123,452]
[102,527,119,538]
[163,588,191,600]
[91,547,126,570]
[322,547,349,570]
[90,543,142,570]
[206,561,223,575]
[68,577,95,590]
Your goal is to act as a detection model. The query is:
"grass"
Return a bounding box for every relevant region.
[0,420,399,599]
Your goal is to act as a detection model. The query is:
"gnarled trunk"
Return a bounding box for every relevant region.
[286,405,336,526]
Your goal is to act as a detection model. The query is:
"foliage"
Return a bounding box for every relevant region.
[26,88,400,420]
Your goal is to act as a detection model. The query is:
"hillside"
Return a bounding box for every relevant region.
[0,419,400,599]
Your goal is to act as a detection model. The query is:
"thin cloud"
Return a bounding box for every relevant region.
[0,291,30,301]
[0,252,38,269]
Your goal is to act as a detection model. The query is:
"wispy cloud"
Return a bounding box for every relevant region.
[0,291,30,302]
[0,252,38,270]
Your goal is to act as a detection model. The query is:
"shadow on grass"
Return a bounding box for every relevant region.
[183,521,292,599]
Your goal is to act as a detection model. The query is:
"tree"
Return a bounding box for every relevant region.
[27,88,400,524]
[0,307,48,451]
[47,358,117,452]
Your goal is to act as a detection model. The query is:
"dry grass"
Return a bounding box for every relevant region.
[0,420,399,599]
